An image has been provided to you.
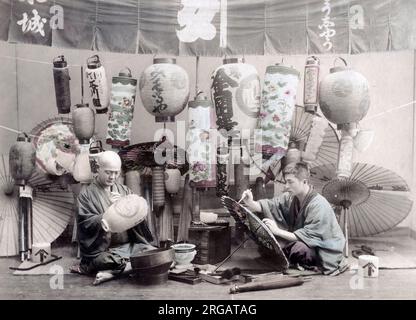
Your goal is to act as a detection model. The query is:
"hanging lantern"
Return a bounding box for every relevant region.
[281,141,301,169]
[319,58,370,130]
[336,130,354,179]
[106,67,137,148]
[302,116,328,163]
[303,56,320,114]
[256,63,300,160]
[89,140,103,175]
[187,93,216,188]
[216,145,229,197]
[9,133,36,186]
[164,166,181,194]
[152,166,165,209]
[85,55,110,114]
[72,144,93,184]
[52,55,71,114]
[72,103,95,145]
[139,58,189,122]
[18,185,33,261]
[211,58,261,137]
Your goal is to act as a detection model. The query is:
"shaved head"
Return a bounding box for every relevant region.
[98,151,122,171]
[97,151,122,187]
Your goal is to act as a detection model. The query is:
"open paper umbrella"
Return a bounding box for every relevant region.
[221,196,289,271]
[310,163,413,243]
[118,138,189,174]
[0,153,74,257]
[30,116,80,176]
[249,105,339,183]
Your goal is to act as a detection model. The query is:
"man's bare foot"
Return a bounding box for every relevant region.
[93,271,117,285]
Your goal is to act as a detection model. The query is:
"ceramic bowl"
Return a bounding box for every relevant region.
[171,243,196,253]
[171,244,197,266]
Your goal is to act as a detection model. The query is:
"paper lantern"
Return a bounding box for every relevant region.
[139,58,189,122]
[187,94,216,188]
[211,58,260,136]
[281,141,301,168]
[86,55,109,114]
[152,166,165,209]
[256,64,300,160]
[72,144,93,184]
[89,140,103,175]
[52,55,71,114]
[101,194,148,233]
[336,131,354,179]
[72,103,95,145]
[19,185,33,261]
[9,133,36,186]
[303,56,320,114]
[319,58,370,129]
[106,68,137,148]
[164,167,181,194]
[302,116,328,163]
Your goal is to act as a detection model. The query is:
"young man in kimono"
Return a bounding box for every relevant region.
[241,162,348,275]
[72,151,155,285]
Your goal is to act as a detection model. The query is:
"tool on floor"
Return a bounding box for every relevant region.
[9,254,62,271]
[168,269,202,285]
[352,245,376,259]
[229,276,308,294]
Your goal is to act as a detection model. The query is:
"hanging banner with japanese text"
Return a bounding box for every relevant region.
[8,0,52,46]
[2,0,416,56]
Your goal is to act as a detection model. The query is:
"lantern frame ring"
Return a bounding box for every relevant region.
[333,57,348,67]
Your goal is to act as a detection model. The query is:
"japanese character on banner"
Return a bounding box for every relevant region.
[176,0,220,43]
[17,9,47,37]
[318,0,336,51]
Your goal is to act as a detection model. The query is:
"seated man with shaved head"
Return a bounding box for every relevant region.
[74,151,155,285]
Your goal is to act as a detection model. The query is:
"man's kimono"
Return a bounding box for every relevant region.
[258,189,346,275]
[77,180,154,274]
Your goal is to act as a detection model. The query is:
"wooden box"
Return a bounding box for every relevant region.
[188,225,231,265]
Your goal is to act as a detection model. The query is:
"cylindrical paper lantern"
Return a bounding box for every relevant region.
[187,94,216,188]
[139,58,189,122]
[152,166,165,209]
[86,55,109,114]
[18,185,33,261]
[89,140,103,176]
[211,58,260,136]
[106,68,137,147]
[302,116,328,163]
[336,130,354,179]
[303,56,320,114]
[9,133,36,186]
[256,64,300,160]
[53,55,71,114]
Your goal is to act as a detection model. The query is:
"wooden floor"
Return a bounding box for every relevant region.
[1,229,416,300]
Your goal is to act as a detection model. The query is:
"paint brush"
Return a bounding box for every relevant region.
[238,189,251,204]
